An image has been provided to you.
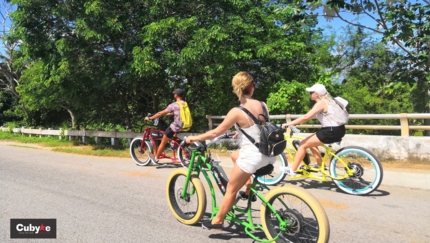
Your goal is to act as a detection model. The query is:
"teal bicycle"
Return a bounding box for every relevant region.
[166,133,330,242]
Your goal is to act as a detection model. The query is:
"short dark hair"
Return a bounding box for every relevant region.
[172,88,184,97]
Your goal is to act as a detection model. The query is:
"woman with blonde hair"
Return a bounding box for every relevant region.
[186,71,275,230]
[281,84,346,176]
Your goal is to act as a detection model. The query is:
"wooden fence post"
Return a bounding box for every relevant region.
[206,115,213,130]
[399,113,409,137]
[285,114,292,123]
[69,130,75,142]
[82,128,89,144]
[95,128,103,145]
[127,129,133,147]
[111,129,119,147]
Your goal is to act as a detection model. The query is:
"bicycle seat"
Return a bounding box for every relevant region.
[254,164,274,177]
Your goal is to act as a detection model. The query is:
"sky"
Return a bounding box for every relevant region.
[0,0,15,56]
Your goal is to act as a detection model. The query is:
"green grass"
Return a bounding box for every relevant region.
[0,131,73,147]
[0,131,129,157]
[52,146,130,158]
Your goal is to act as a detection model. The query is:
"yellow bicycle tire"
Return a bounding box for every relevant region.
[260,185,330,243]
[166,168,207,225]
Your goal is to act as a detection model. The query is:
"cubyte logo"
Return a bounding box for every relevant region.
[10,219,56,239]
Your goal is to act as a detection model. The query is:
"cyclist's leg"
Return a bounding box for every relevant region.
[309,147,322,166]
[171,133,178,159]
[155,127,174,160]
[292,134,323,172]
[210,163,252,225]
[231,149,252,197]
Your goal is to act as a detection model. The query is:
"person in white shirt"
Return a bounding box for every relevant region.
[281,84,346,176]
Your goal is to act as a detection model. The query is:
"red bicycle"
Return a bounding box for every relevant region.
[129,114,197,167]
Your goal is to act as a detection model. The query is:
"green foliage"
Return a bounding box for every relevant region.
[267,80,310,114]
[4,0,427,137]
[305,0,429,114]
[8,0,329,133]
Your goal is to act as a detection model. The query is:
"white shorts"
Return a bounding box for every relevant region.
[236,145,276,174]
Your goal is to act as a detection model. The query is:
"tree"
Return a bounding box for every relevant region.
[302,0,430,135]
[9,0,330,132]
[0,0,27,122]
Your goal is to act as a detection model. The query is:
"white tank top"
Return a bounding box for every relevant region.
[234,110,260,146]
[316,100,339,127]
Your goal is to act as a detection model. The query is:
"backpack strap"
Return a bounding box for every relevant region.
[236,106,260,148]
[260,102,269,122]
[236,106,260,125]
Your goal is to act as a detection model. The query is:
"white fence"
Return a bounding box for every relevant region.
[206,113,430,137]
[0,127,144,147]
[1,113,430,161]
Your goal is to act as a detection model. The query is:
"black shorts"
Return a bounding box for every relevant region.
[316,125,345,144]
[164,126,176,139]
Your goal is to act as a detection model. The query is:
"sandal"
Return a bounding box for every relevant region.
[201,220,223,230]
[239,191,257,202]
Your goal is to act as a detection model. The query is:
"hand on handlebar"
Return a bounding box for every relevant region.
[281,123,301,133]
[186,136,196,144]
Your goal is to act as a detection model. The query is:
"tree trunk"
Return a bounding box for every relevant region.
[20,102,29,118]
[67,109,76,129]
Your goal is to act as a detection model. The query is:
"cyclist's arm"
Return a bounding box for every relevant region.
[282,101,325,128]
[186,108,239,143]
[145,109,170,121]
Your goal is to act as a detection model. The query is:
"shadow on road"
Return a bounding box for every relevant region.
[200,213,265,241]
[283,180,390,197]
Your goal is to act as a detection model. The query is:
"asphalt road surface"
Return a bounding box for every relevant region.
[1,142,429,243]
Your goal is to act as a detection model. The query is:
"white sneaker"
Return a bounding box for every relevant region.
[280,166,290,174]
[148,152,159,165]
[281,167,297,176]
[288,168,297,176]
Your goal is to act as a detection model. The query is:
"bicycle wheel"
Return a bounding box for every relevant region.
[330,146,383,195]
[129,138,154,166]
[176,141,200,168]
[166,168,207,225]
[261,185,330,243]
[257,153,288,186]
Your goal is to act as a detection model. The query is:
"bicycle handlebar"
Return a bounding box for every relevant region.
[276,124,301,134]
[182,132,236,151]
[144,112,160,126]
[289,126,301,134]
[205,132,236,147]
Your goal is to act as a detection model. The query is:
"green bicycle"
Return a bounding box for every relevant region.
[166,133,330,243]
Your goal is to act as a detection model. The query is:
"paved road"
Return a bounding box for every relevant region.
[1,142,430,243]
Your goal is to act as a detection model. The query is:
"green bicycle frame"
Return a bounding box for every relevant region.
[180,149,291,242]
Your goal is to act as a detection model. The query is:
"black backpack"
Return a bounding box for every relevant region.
[236,102,286,157]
